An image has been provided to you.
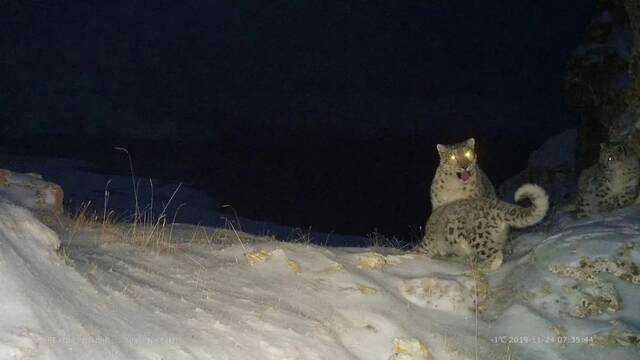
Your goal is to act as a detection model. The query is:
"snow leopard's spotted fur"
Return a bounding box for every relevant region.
[418,184,549,270]
[576,142,640,218]
[430,138,495,210]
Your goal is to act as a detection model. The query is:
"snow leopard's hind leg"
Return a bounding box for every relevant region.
[608,189,638,210]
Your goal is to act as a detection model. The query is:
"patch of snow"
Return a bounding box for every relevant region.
[400,275,483,314]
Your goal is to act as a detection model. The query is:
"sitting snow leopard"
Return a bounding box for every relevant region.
[576,142,640,218]
[417,184,549,270]
[430,138,495,210]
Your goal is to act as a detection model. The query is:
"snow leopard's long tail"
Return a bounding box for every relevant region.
[501,183,549,228]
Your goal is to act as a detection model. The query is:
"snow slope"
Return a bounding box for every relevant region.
[1,173,640,359]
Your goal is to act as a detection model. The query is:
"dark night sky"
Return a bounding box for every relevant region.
[2,1,593,135]
[0,1,596,239]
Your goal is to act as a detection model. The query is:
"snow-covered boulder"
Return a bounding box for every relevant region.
[487,207,640,358]
[0,169,64,213]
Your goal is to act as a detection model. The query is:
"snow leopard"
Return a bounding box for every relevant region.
[430,138,495,210]
[576,142,640,218]
[417,184,549,270]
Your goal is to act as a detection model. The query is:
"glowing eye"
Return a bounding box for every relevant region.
[450,155,456,160]
[464,151,472,158]
[608,156,613,161]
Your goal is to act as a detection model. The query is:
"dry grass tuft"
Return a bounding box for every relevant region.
[367,228,407,249]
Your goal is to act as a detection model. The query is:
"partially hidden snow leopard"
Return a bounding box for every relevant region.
[430,138,496,210]
[417,184,549,270]
[576,142,640,218]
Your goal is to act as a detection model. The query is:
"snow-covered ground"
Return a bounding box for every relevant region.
[1,163,640,359]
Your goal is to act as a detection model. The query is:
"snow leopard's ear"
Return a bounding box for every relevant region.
[436,144,445,153]
[466,138,475,147]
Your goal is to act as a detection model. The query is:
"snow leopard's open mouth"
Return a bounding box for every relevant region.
[456,169,473,182]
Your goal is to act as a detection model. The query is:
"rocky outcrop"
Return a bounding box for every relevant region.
[565,0,640,171]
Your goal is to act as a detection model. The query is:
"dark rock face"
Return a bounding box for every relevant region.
[565,0,640,171]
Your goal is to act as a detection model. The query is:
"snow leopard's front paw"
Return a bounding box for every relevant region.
[475,252,503,272]
[487,252,503,271]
